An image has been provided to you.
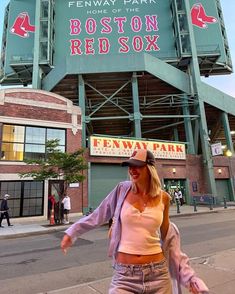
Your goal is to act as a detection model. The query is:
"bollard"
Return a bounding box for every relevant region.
[193,198,197,212]
[176,199,181,213]
[50,206,55,225]
[209,197,213,210]
[223,197,227,209]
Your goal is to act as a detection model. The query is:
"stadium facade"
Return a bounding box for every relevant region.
[0,0,235,218]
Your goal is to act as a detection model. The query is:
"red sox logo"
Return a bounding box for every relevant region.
[191,3,218,29]
[9,4,216,38]
[131,150,137,158]
[10,12,35,38]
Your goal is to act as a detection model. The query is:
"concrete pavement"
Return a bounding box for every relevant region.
[1,203,233,240]
[1,204,235,293]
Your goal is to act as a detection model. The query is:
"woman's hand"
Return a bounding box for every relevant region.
[61,234,72,255]
[189,284,199,294]
[189,282,207,294]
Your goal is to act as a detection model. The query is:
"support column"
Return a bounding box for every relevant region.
[32,0,42,89]
[196,99,217,198]
[193,119,199,154]
[228,157,235,201]
[184,0,217,198]
[221,112,235,201]
[185,178,191,205]
[173,128,179,141]
[78,75,87,148]
[221,112,234,154]
[132,72,142,138]
[183,95,195,154]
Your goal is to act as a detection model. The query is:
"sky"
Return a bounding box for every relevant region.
[0,0,234,97]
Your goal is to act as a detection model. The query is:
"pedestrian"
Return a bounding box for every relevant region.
[61,149,208,294]
[174,189,179,204]
[0,194,13,227]
[62,194,71,224]
[178,189,184,206]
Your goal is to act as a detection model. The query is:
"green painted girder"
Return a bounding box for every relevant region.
[200,82,235,116]
[42,53,191,94]
[42,59,66,91]
[143,54,190,94]
[143,118,197,135]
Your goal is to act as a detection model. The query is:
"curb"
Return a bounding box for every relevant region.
[0,225,69,240]
[170,210,219,218]
[0,207,234,240]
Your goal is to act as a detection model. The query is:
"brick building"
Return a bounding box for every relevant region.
[0,88,84,218]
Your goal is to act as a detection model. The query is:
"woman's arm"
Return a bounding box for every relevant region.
[160,191,171,241]
[60,182,122,253]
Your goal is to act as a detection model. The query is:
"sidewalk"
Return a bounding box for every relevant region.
[1,204,235,294]
[0,203,234,240]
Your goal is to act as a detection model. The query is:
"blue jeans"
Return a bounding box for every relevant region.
[109,259,172,294]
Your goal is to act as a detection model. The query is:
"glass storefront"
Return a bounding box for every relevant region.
[0,181,44,217]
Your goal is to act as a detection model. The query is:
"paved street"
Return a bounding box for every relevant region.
[0,207,235,293]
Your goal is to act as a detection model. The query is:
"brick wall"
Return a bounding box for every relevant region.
[0,88,83,215]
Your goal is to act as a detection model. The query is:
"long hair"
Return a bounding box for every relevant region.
[131,164,162,197]
[147,164,162,197]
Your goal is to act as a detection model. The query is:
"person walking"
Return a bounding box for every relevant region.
[174,189,179,204]
[0,194,13,227]
[178,189,184,206]
[62,194,71,224]
[61,149,208,294]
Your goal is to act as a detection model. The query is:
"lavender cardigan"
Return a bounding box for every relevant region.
[65,181,209,294]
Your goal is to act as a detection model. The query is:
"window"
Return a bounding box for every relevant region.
[0,181,44,217]
[1,124,66,161]
[1,125,24,160]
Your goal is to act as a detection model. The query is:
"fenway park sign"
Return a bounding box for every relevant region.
[90,136,186,159]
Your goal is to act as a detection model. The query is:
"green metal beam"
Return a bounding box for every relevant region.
[78,75,86,148]
[143,119,197,135]
[184,0,217,198]
[132,73,142,138]
[43,53,191,93]
[143,115,198,119]
[183,95,196,154]
[193,119,200,154]
[200,82,235,116]
[143,54,191,94]
[32,0,42,89]
[173,127,179,141]
[42,59,66,91]
[87,80,131,117]
[221,112,234,154]
[87,116,130,121]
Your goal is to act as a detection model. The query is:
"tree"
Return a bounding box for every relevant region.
[19,139,88,223]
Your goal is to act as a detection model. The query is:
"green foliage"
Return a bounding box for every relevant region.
[19,139,88,197]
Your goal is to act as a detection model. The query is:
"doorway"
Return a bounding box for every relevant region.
[164,179,186,204]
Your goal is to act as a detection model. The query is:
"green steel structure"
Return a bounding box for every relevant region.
[1,0,235,202]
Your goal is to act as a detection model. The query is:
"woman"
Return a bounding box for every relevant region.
[61,149,207,294]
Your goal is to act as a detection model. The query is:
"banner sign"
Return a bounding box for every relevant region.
[2,0,230,78]
[211,142,223,156]
[55,0,176,61]
[90,136,186,159]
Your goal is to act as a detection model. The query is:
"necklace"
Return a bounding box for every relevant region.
[141,196,149,207]
[132,191,149,207]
